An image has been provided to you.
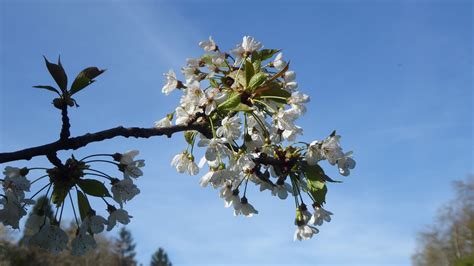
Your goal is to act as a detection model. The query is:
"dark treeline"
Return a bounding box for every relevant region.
[0,196,172,266]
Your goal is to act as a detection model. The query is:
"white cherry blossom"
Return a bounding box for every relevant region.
[161,70,178,95]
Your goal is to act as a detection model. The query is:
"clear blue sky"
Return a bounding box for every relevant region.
[0,0,472,265]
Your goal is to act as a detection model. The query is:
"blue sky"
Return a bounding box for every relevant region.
[0,0,472,265]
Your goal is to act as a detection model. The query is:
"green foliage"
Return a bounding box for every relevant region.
[150,247,172,266]
[184,131,196,145]
[77,190,91,220]
[244,59,255,87]
[217,92,241,111]
[115,227,137,266]
[247,72,267,90]
[51,184,69,208]
[32,85,61,95]
[70,67,105,95]
[77,179,111,197]
[43,56,68,92]
[251,49,280,61]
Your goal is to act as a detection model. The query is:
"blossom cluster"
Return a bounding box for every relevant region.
[158,36,356,240]
[0,150,144,254]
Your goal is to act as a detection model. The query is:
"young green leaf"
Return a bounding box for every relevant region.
[77,179,111,197]
[231,103,253,112]
[248,72,267,90]
[259,49,281,61]
[209,78,219,88]
[257,86,291,104]
[253,60,261,73]
[77,190,91,220]
[217,92,241,111]
[70,67,105,95]
[33,85,61,95]
[43,56,68,92]
[307,179,327,205]
[184,131,196,145]
[303,161,342,183]
[51,184,69,207]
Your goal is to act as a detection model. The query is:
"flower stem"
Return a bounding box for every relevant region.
[79,154,114,161]
[68,191,80,227]
[31,174,49,185]
[83,160,119,166]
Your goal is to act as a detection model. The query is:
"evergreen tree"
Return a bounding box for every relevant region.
[115,227,137,266]
[150,247,172,266]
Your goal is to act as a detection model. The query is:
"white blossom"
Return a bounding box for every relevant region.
[171,152,199,175]
[309,206,333,226]
[29,224,68,253]
[154,116,172,128]
[306,141,323,165]
[82,214,108,234]
[271,182,293,200]
[111,177,140,205]
[241,36,263,53]
[199,36,217,52]
[198,137,231,162]
[161,70,178,95]
[294,224,319,241]
[71,230,97,256]
[273,52,286,70]
[321,135,345,165]
[107,208,132,231]
[216,115,241,141]
[119,150,145,178]
[234,198,258,217]
[337,152,356,176]
[0,191,29,229]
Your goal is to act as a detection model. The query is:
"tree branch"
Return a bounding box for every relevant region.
[0,122,210,164]
[60,104,71,140]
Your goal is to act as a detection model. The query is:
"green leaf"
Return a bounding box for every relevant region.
[43,56,68,92]
[217,92,241,111]
[244,59,254,87]
[33,85,61,95]
[302,162,326,182]
[248,72,267,90]
[77,190,91,220]
[231,103,253,112]
[51,184,69,208]
[77,179,111,197]
[259,49,280,61]
[302,162,341,183]
[184,131,196,145]
[70,67,105,95]
[200,54,213,65]
[209,78,219,88]
[257,85,291,104]
[253,60,261,73]
[228,70,245,87]
[307,179,327,205]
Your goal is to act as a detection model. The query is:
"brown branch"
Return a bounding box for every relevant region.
[0,122,210,164]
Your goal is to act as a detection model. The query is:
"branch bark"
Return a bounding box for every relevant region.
[0,122,210,164]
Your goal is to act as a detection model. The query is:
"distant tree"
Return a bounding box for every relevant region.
[150,247,172,266]
[412,176,474,266]
[115,227,137,266]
